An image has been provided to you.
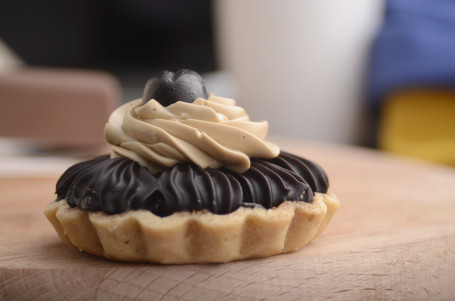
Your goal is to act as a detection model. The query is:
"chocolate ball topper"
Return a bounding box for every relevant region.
[142,69,209,106]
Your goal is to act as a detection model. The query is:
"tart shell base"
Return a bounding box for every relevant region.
[44,193,340,264]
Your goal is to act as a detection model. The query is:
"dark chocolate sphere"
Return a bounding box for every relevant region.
[142,69,208,106]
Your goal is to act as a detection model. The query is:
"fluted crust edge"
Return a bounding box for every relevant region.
[44,193,340,264]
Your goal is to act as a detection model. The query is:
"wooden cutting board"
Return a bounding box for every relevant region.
[1,141,455,300]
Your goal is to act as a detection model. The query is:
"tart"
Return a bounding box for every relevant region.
[45,69,340,263]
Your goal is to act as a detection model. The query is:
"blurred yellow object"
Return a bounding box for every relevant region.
[378,89,455,166]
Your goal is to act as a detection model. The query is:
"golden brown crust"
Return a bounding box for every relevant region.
[44,193,339,264]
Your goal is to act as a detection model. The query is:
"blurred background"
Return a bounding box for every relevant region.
[1,0,455,176]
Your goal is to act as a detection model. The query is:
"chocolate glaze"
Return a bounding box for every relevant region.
[56,152,329,217]
[142,69,208,106]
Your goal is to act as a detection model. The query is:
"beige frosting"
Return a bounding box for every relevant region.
[104,94,280,173]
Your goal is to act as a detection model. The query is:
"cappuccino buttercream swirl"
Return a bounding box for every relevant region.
[105,94,280,173]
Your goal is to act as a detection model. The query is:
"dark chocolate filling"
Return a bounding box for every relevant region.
[55,151,329,217]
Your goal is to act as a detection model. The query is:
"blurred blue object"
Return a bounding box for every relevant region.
[368,0,455,110]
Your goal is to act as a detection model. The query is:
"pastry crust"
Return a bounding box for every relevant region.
[44,193,339,264]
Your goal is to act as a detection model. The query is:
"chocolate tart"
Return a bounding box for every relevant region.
[45,69,340,263]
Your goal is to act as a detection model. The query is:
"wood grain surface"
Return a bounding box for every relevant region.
[1,141,455,300]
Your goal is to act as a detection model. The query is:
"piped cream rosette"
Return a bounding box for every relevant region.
[104,94,280,173]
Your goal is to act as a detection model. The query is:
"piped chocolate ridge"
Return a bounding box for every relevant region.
[55,152,328,217]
